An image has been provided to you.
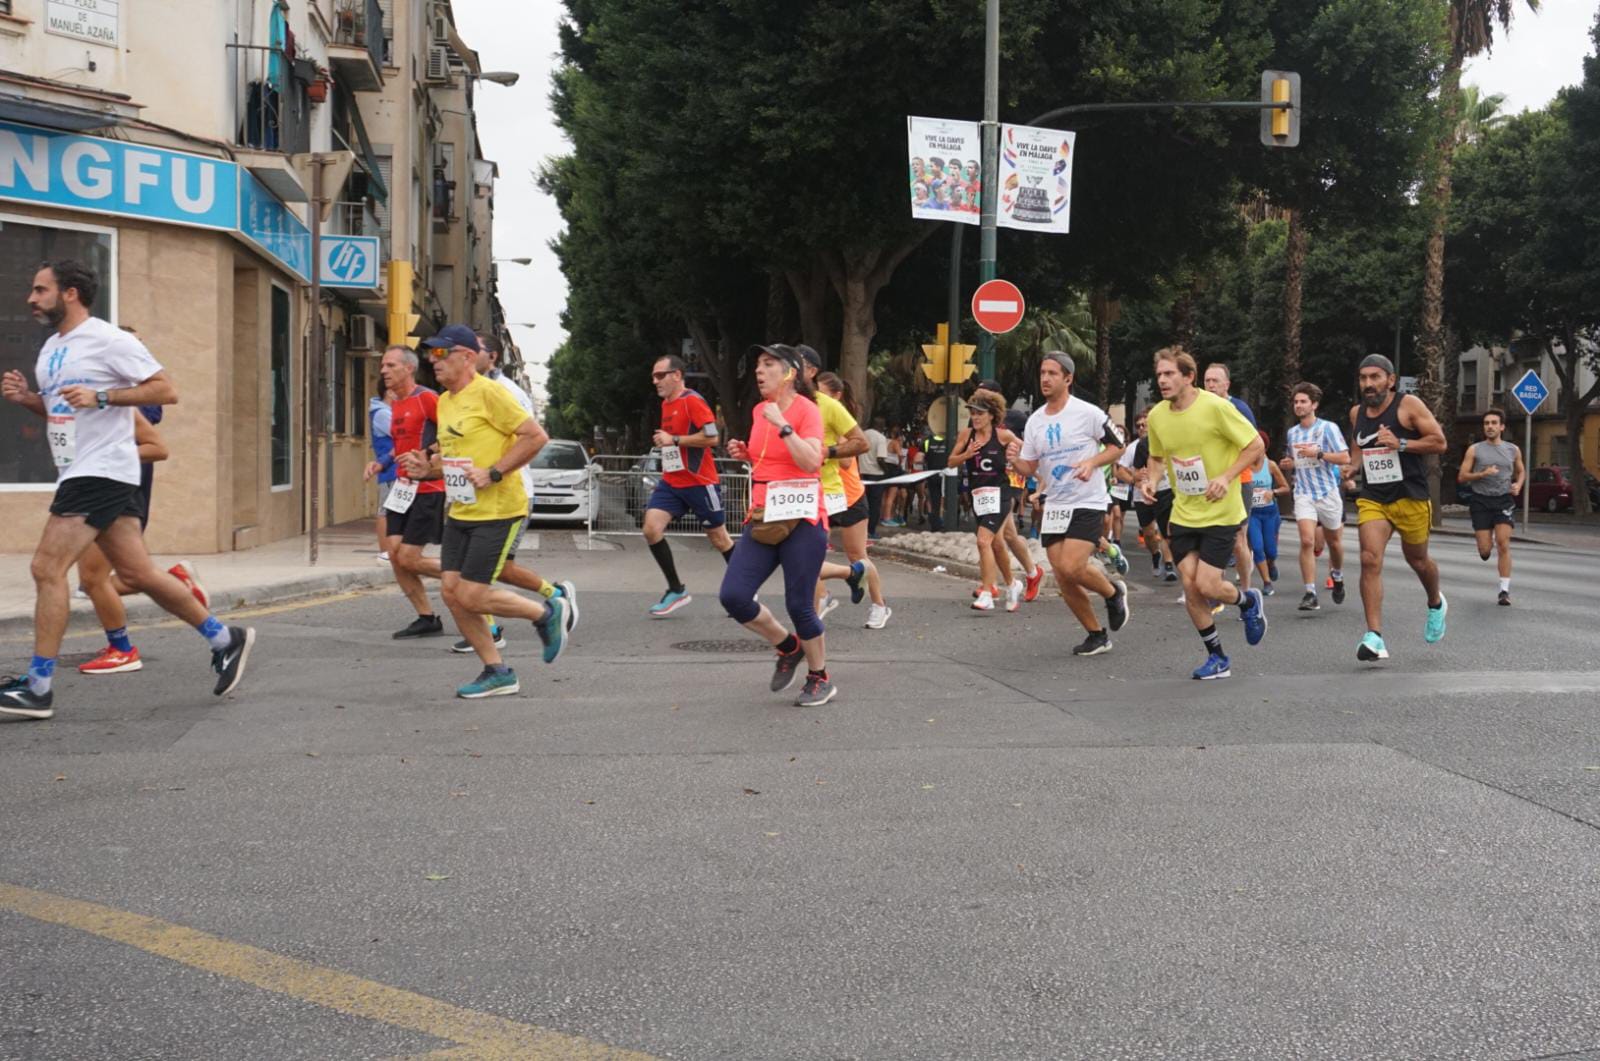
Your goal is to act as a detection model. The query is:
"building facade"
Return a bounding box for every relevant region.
[1457,341,1599,475]
[0,0,511,554]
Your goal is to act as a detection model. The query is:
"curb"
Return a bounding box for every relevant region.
[0,567,395,635]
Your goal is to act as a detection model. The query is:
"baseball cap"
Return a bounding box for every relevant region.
[794,344,823,370]
[749,343,806,376]
[420,324,481,351]
[975,379,1002,392]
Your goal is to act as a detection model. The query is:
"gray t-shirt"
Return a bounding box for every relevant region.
[1470,439,1518,497]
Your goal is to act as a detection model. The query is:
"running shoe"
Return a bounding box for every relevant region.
[1424,594,1448,644]
[864,604,893,629]
[1005,579,1023,613]
[1163,564,1178,583]
[0,676,53,719]
[168,561,209,609]
[1325,575,1335,589]
[1298,592,1320,611]
[845,561,868,605]
[1267,560,1280,582]
[1357,631,1389,661]
[452,626,506,653]
[1209,600,1225,616]
[818,593,840,620]
[79,645,143,675]
[1192,652,1231,680]
[1105,542,1130,576]
[1240,588,1268,646]
[650,588,692,618]
[771,643,805,692]
[457,667,520,699]
[971,589,995,612]
[1106,580,1130,633]
[557,581,580,632]
[1498,590,1511,607]
[1072,630,1112,656]
[394,614,445,639]
[796,673,837,707]
[1024,565,1044,602]
[375,552,391,564]
[535,599,567,664]
[1261,582,1275,597]
[210,626,255,696]
[1330,577,1346,606]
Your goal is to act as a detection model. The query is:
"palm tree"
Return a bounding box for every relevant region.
[1457,84,1508,144]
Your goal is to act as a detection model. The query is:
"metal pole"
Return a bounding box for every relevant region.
[945,222,963,530]
[309,157,324,565]
[976,0,1000,381]
[1524,403,1532,527]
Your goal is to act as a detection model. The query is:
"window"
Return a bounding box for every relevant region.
[1492,365,1504,404]
[271,285,292,488]
[1460,359,1477,412]
[1551,435,1570,469]
[0,215,116,489]
[530,443,589,470]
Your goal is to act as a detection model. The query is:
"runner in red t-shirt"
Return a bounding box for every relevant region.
[642,354,735,617]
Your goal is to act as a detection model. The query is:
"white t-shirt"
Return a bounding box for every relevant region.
[35,317,164,486]
[1019,396,1120,507]
[489,370,536,497]
[859,428,885,476]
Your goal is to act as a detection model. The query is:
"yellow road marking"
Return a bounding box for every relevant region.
[0,881,658,1060]
[0,587,390,645]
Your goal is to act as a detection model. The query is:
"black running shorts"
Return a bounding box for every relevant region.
[442,516,524,585]
[1040,506,1104,548]
[386,491,446,546]
[1166,521,1241,570]
[50,476,145,531]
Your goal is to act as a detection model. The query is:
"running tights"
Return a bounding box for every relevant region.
[719,520,828,640]
[1247,505,1281,566]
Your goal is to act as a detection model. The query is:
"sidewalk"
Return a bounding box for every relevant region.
[0,522,395,631]
[1436,511,1600,550]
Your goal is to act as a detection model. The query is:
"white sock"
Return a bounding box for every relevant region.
[1305,583,1316,594]
[1499,577,1510,592]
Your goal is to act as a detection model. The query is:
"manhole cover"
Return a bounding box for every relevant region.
[671,640,774,654]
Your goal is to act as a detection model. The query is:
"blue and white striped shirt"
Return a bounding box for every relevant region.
[1285,418,1347,500]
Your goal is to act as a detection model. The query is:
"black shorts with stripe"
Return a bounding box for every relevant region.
[442,516,524,585]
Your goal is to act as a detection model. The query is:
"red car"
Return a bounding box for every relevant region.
[1525,465,1599,512]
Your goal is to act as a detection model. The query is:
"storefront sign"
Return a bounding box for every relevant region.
[319,235,381,289]
[238,173,311,281]
[46,0,120,47]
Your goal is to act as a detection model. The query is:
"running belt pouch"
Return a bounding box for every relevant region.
[746,504,799,545]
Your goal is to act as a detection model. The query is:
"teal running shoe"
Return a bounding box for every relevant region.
[1424,593,1447,644]
[457,667,519,699]
[1357,631,1389,662]
[536,598,567,664]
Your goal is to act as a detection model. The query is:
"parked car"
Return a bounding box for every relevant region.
[525,439,599,525]
[1524,465,1600,513]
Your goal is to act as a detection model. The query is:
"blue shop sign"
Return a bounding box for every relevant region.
[319,235,380,289]
[238,172,311,281]
[0,119,238,230]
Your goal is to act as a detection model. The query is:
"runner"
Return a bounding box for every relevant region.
[1,261,252,719]
[1140,347,1268,680]
[1245,430,1291,596]
[1280,381,1350,611]
[642,353,735,616]
[719,344,836,706]
[1097,423,1131,578]
[1457,407,1523,606]
[948,386,1022,612]
[404,325,567,698]
[859,416,886,541]
[791,349,870,620]
[815,371,891,628]
[1349,353,1448,661]
[368,387,397,562]
[1002,407,1047,601]
[1005,352,1130,656]
[1128,408,1177,582]
[1203,363,1257,592]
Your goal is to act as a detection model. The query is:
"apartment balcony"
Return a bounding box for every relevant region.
[228,43,311,202]
[335,199,390,263]
[329,0,384,92]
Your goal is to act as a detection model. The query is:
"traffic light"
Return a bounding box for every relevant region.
[1260,70,1301,148]
[920,322,950,384]
[386,260,421,346]
[948,342,978,384]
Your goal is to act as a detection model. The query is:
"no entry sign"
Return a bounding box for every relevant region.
[972,279,1026,335]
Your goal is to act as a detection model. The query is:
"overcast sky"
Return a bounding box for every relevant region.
[454,0,1594,402]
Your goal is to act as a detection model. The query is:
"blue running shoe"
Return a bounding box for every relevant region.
[1192,653,1231,680]
[1105,542,1129,576]
[457,667,519,699]
[1240,587,1268,646]
[535,598,567,664]
[1424,593,1447,644]
[0,675,53,719]
[650,588,692,618]
[846,561,867,605]
[1357,631,1389,662]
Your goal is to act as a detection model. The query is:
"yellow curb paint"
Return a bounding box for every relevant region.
[0,882,657,1060]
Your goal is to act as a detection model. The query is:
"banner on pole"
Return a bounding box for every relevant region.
[997,124,1075,234]
[907,116,982,224]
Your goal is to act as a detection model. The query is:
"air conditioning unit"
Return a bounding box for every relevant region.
[431,9,450,44]
[348,314,377,350]
[425,45,450,82]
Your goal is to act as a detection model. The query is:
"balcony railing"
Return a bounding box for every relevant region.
[332,0,386,73]
[229,44,310,155]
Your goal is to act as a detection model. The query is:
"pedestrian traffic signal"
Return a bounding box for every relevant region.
[1260,70,1301,148]
[921,322,950,384]
[948,342,978,384]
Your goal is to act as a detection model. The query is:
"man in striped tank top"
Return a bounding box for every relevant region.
[1281,382,1351,611]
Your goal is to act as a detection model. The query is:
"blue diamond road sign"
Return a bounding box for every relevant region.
[1511,369,1549,415]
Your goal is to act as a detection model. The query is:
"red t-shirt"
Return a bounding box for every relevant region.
[748,396,826,523]
[659,388,720,488]
[390,386,444,494]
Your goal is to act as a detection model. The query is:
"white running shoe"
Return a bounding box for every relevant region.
[864,603,892,629]
[818,593,840,620]
[1005,579,1023,613]
[971,589,995,612]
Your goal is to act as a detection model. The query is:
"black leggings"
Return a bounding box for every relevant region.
[719,520,829,640]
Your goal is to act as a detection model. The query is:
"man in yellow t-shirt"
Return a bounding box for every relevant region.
[1140,347,1268,680]
[407,325,566,699]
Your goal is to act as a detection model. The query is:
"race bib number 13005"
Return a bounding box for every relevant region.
[764,479,819,521]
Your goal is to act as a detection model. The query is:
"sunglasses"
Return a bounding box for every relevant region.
[651,370,679,380]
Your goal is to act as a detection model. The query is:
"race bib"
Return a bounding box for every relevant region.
[1252,487,1274,508]
[384,478,418,514]
[1172,455,1207,496]
[972,485,1002,516]
[441,457,478,505]
[1040,501,1077,534]
[1293,454,1321,472]
[764,479,819,521]
[824,491,848,516]
[660,445,685,474]
[1361,447,1402,484]
[1109,482,1131,502]
[47,413,76,469]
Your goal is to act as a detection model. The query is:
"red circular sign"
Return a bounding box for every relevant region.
[971,279,1026,335]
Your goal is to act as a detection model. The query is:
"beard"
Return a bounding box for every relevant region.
[33,302,66,328]
[1361,386,1387,408]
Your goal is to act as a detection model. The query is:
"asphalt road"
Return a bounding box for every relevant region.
[3,527,1598,1060]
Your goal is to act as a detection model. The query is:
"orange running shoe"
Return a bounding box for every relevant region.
[79,645,143,675]
[1023,564,1044,602]
[169,561,209,609]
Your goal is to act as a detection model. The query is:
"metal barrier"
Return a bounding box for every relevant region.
[586,453,751,540]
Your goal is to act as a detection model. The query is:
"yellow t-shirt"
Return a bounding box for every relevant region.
[816,391,858,499]
[436,374,532,521]
[1146,389,1258,528]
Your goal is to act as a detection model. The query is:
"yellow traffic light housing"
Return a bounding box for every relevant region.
[386,260,421,346]
[948,342,978,384]
[920,322,950,384]
[1260,70,1301,148]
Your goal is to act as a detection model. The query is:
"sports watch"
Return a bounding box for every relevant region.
[488,467,504,483]
[95,390,110,409]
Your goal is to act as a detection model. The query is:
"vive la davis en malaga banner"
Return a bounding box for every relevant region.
[998,123,1075,234]
[906,117,1076,234]
[906,116,981,225]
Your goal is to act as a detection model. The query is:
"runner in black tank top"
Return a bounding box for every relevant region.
[1348,354,1448,663]
[947,390,1023,611]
